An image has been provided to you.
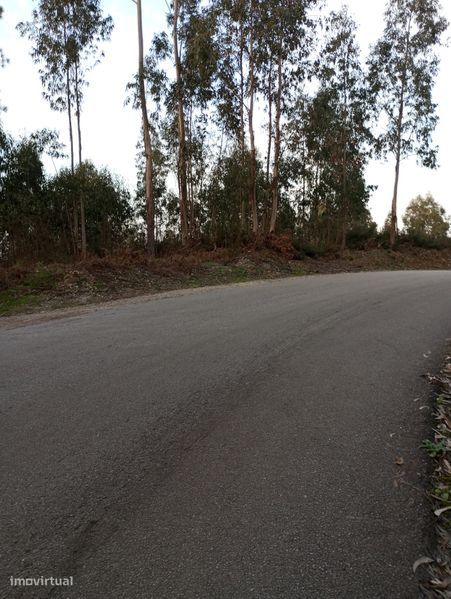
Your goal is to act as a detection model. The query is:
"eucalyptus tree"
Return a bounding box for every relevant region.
[261,0,319,234]
[18,0,113,256]
[247,0,259,236]
[0,5,7,112]
[18,0,113,169]
[0,6,6,68]
[181,3,217,238]
[202,147,248,245]
[367,0,448,247]
[213,0,267,238]
[128,30,171,251]
[317,7,370,249]
[0,129,65,262]
[70,0,113,257]
[213,0,250,235]
[68,0,113,166]
[18,2,77,172]
[165,0,218,243]
[283,94,314,232]
[169,0,190,244]
[0,137,46,261]
[135,0,155,256]
[213,0,319,238]
[284,82,370,249]
[299,91,343,244]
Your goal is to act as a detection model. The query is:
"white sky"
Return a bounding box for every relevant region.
[0,0,450,227]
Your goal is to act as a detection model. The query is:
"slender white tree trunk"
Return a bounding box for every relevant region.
[137,0,155,256]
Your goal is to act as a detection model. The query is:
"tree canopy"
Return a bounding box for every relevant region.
[402,193,449,241]
[367,0,448,246]
[0,0,448,264]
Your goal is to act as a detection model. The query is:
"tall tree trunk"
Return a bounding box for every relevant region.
[79,185,87,257]
[390,128,402,249]
[390,89,405,249]
[340,49,349,252]
[63,17,78,255]
[313,163,320,245]
[248,0,258,238]
[74,62,87,258]
[75,63,82,165]
[66,70,75,175]
[266,59,273,185]
[187,103,195,238]
[269,55,282,234]
[137,0,155,256]
[238,22,246,235]
[65,66,78,256]
[340,148,348,252]
[63,14,78,258]
[390,15,411,249]
[172,0,189,245]
[63,16,74,176]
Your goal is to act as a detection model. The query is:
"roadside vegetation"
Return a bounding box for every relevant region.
[0,0,449,272]
[1,241,451,317]
[0,1,449,317]
[419,351,451,596]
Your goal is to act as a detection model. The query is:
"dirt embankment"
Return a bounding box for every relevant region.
[1,244,450,318]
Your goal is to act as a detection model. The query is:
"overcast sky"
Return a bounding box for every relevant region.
[0,0,450,227]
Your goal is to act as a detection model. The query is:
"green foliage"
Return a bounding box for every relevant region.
[367,0,448,168]
[402,193,450,243]
[347,210,378,249]
[422,438,447,458]
[367,0,448,246]
[17,0,113,112]
[0,134,47,261]
[293,241,326,259]
[3,0,449,258]
[285,86,372,249]
[48,162,133,256]
[201,147,249,246]
[279,10,373,250]
[18,0,113,175]
[0,289,40,317]
[0,5,5,67]
[0,4,7,112]
[0,125,133,263]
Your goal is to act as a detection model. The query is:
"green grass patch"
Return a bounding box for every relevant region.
[23,268,56,290]
[0,289,40,316]
[0,267,58,316]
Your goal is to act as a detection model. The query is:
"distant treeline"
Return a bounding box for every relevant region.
[0,0,449,263]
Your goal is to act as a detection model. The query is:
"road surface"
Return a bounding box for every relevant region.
[1,271,451,599]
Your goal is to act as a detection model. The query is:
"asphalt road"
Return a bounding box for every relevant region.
[1,271,451,599]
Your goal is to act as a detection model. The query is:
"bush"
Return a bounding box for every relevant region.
[347,221,378,249]
[293,240,326,259]
[404,233,451,250]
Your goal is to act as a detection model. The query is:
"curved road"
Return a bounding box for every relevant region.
[1,271,451,598]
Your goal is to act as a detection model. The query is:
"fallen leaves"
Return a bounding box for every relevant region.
[413,556,434,573]
[417,349,451,595]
